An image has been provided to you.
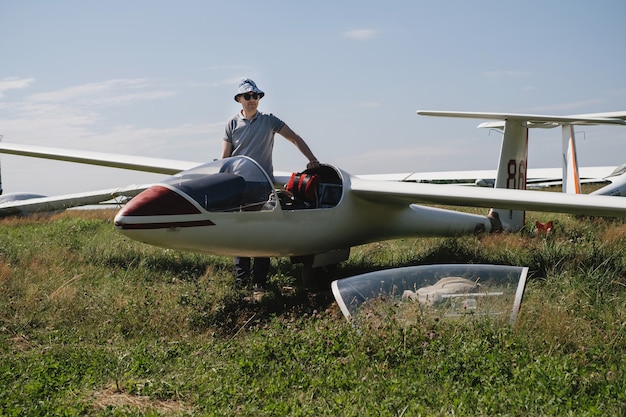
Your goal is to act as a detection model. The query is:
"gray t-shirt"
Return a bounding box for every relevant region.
[223,111,285,179]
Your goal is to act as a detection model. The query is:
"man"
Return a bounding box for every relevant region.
[222,79,320,292]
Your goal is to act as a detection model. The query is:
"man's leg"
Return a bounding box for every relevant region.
[234,257,251,285]
[252,257,270,289]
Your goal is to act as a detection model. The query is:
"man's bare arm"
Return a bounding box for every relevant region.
[278,125,319,168]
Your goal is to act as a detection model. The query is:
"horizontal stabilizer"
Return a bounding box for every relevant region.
[417,110,626,127]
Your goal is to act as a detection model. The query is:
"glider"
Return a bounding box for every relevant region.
[0,110,625,280]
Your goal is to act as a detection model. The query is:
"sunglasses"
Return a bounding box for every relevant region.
[241,93,261,101]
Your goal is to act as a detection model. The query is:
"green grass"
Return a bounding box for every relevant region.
[1,209,625,416]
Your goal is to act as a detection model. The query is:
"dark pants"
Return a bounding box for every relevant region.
[235,257,270,285]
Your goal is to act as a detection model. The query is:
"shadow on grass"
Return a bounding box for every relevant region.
[184,282,337,337]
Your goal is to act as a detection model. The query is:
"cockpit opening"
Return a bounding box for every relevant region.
[163,157,343,213]
[278,165,343,210]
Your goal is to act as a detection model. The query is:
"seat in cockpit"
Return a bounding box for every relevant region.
[281,166,343,210]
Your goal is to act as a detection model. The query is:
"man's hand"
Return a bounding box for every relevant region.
[306,159,320,169]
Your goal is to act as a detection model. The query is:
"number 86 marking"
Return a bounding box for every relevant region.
[507,159,526,190]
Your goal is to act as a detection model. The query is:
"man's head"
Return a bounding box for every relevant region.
[234,79,265,102]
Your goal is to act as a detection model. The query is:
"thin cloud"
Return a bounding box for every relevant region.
[0,77,35,98]
[359,101,380,108]
[91,90,176,106]
[203,65,249,72]
[483,70,530,79]
[341,144,468,173]
[607,88,626,97]
[529,99,605,113]
[343,144,498,174]
[29,79,155,103]
[0,78,196,155]
[343,29,379,40]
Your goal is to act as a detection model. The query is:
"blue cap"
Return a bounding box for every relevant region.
[234,79,265,101]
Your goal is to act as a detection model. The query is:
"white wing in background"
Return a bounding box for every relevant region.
[0,185,149,217]
[350,177,626,218]
[0,142,200,174]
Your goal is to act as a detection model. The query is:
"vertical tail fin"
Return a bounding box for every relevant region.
[416,109,626,231]
[491,120,528,231]
[561,124,581,194]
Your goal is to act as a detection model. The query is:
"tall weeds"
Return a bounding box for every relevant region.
[0,209,624,415]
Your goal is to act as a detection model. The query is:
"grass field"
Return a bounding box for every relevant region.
[1,208,625,416]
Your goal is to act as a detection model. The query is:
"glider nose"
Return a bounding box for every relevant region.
[114,185,201,230]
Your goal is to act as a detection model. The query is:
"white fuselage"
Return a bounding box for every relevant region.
[114,165,491,258]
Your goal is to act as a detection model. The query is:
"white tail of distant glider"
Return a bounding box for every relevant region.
[416,110,626,230]
[0,109,625,278]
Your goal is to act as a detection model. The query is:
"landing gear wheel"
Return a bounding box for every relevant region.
[291,255,337,291]
[301,262,335,292]
[301,261,317,290]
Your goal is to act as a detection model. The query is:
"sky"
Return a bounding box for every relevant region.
[1,0,625,195]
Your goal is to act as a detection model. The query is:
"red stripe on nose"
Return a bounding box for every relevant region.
[118,186,200,216]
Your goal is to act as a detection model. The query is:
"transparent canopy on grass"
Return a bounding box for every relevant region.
[331,264,528,327]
